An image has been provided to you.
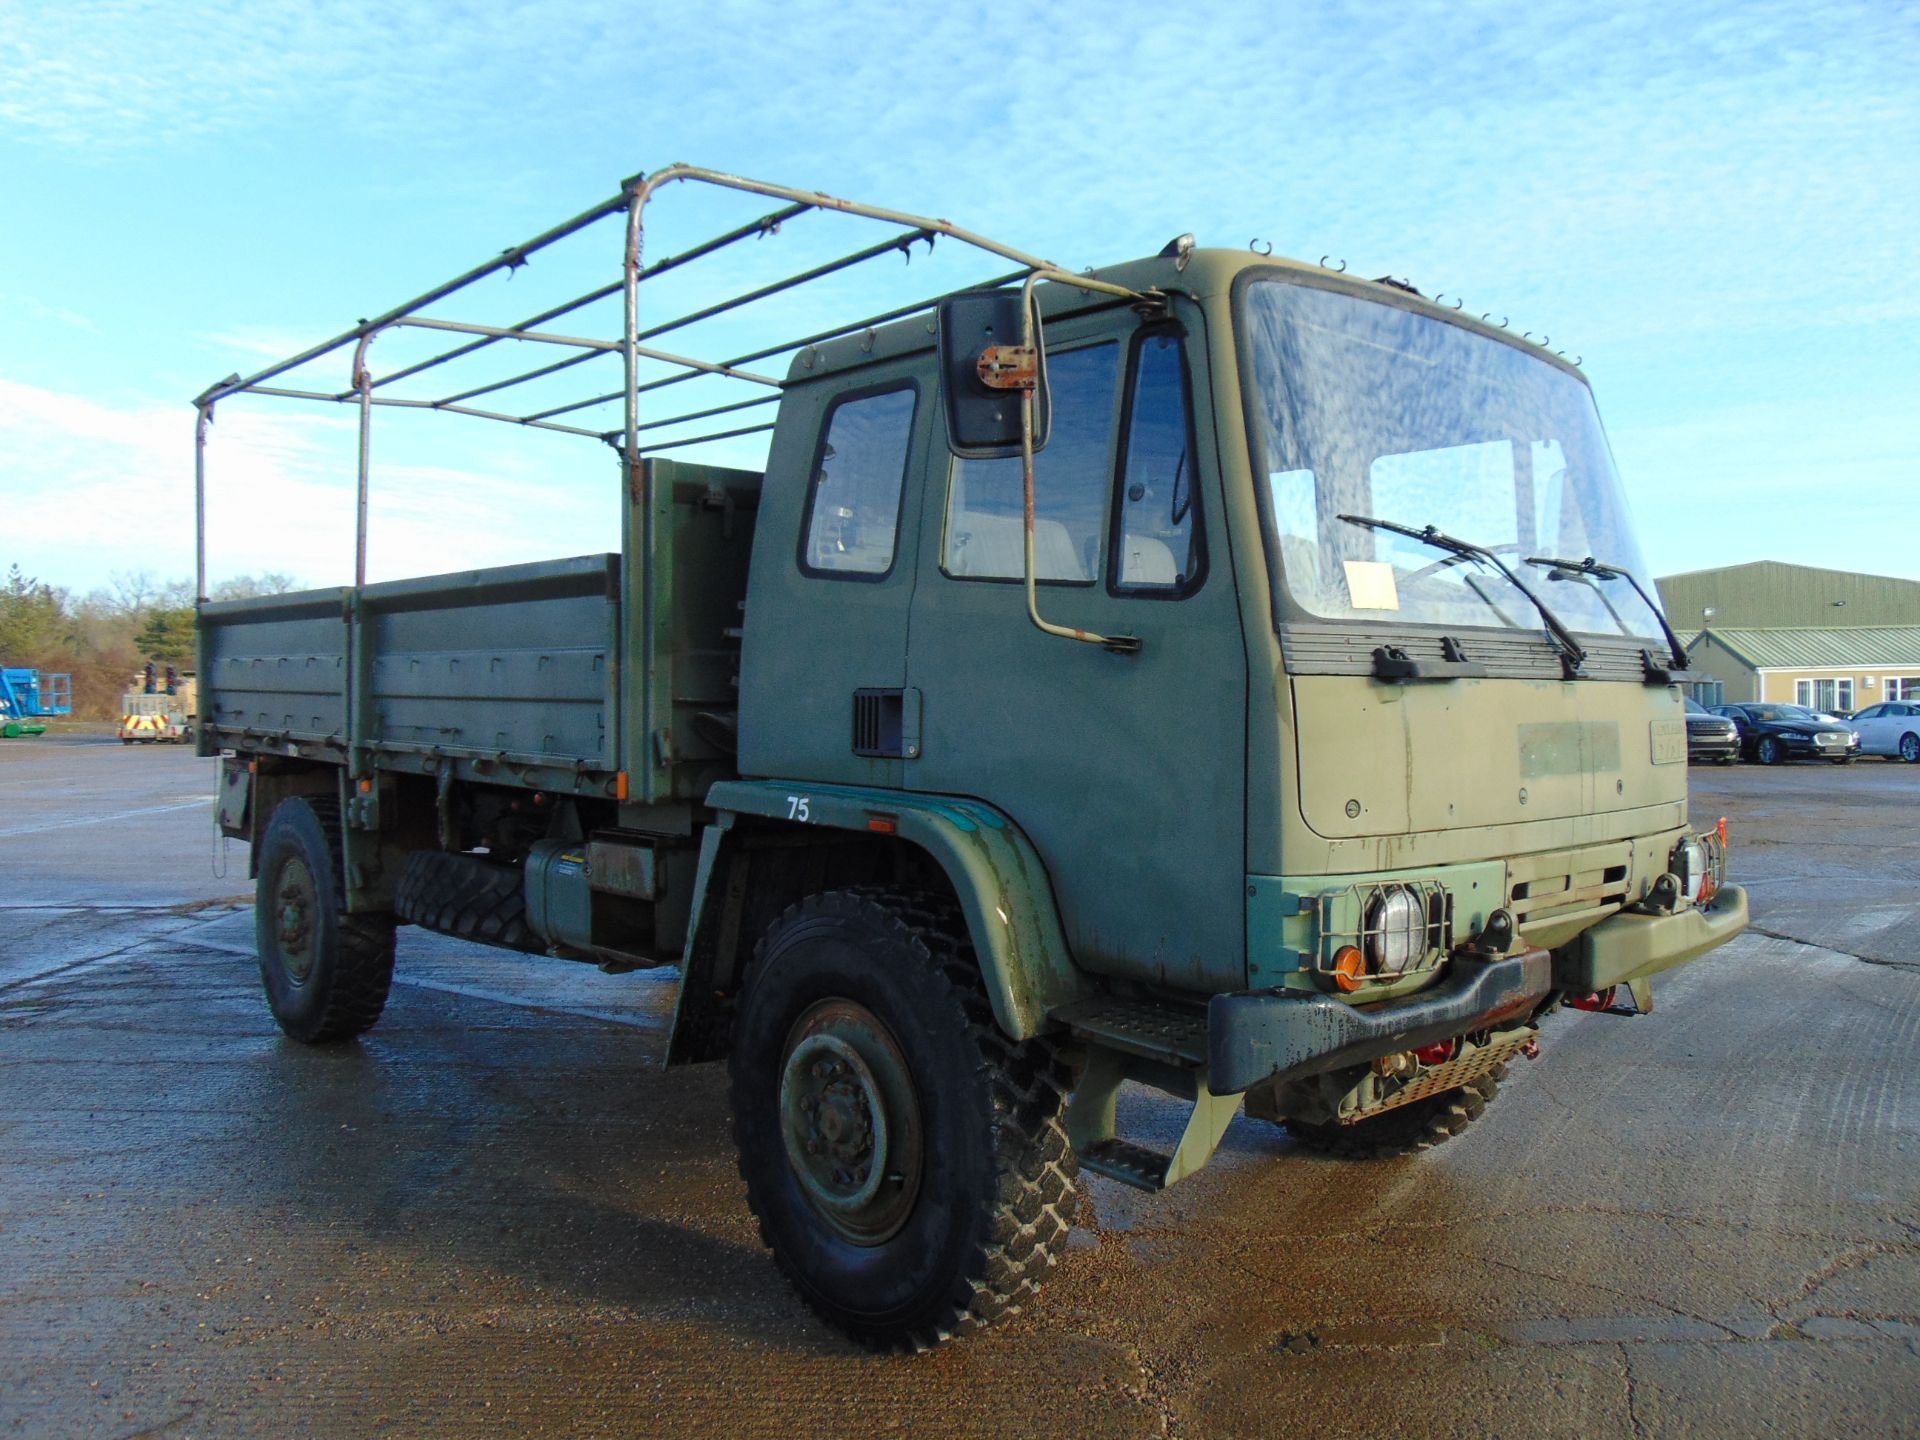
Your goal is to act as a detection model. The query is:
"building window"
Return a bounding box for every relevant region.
[1795,678,1853,713]
[800,386,917,579]
[1892,677,1920,702]
[1689,680,1724,706]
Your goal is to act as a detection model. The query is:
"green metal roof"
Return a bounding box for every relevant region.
[1690,626,1920,670]
[1657,562,1920,630]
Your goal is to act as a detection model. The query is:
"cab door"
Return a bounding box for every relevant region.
[904,303,1249,993]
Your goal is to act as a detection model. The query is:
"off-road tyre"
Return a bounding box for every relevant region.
[393,850,544,952]
[254,796,396,1043]
[1283,1068,1506,1160]
[729,889,1078,1351]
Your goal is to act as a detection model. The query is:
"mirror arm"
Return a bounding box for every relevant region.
[1016,271,1142,655]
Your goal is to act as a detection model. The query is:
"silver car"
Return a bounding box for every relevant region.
[1846,701,1920,763]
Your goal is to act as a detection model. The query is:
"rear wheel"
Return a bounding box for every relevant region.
[730,890,1077,1350]
[1901,732,1919,764]
[1756,736,1784,765]
[254,796,396,1043]
[1284,1068,1506,1159]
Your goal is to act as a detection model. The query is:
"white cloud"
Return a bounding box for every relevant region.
[0,375,615,591]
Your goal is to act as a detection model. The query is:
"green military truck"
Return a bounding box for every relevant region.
[195,166,1748,1349]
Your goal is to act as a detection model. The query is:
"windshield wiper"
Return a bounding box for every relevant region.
[1338,514,1588,676]
[1525,555,1694,680]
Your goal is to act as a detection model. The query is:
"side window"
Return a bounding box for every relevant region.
[943,342,1120,582]
[800,386,917,579]
[1112,331,1204,596]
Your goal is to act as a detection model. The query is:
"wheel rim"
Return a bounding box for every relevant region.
[778,998,923,1246]
[1760,738,1778,763]
[271,854,319,985]
[1904,735,1919,763]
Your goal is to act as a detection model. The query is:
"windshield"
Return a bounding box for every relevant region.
[1747,705,1822,723]
[1242,279,1665,641]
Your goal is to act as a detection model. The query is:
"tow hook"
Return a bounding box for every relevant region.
[1521,1038,1542,1061]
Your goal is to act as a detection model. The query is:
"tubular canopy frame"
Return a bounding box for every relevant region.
[190,163,1132,603]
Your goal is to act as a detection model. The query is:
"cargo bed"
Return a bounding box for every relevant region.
[199,460,761,804]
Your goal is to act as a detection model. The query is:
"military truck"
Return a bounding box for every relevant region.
[195,166,1748,1349]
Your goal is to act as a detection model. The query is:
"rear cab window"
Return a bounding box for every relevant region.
[799,386,918,580]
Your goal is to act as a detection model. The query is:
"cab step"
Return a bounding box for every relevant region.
[1053,994,1207,1068]
[1053,994,1237,1194]
[1079,1138,1181,1191]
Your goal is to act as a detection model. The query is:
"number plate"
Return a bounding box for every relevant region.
[1649,719,1687,765]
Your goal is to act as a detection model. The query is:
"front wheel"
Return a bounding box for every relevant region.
[1900,732,1920,764]
[1756,736,1784,765]
[730,890,1077,1350]
[254,796,396,1043]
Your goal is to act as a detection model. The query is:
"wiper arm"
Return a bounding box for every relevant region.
[1338,514,1588,675]
[1526,554,1690,673]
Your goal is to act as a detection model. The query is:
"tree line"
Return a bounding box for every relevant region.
[0,565,298,720]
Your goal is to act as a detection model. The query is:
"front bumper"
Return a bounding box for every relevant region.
[1782,734,1857,758]
[1207,884,1749,1096]
[1687,733,1738,761]
[1555,884,1749,991]
[1207,948,1551,1095]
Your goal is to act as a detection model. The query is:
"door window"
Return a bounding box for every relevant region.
[800,386,917,579]
[943,343,1120,583]
[1112,331,1204,596]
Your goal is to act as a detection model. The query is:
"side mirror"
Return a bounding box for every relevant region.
[937,290,1050,458]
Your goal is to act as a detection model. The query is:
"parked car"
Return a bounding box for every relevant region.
[1711,703,1861,765]
[1684,698,1740,765]
[1846,701,1920,762]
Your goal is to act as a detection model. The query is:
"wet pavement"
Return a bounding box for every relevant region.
[2,737,1917,1437]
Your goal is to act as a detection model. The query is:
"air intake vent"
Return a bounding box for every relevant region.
[851,687,920,759]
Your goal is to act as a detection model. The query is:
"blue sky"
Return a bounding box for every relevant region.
[1,0,1915,595]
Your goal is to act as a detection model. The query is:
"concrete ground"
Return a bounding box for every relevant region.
[2,736,1917,1438]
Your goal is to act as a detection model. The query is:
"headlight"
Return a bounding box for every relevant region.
[1364,886,1426,973]
[1672,838,1709,904]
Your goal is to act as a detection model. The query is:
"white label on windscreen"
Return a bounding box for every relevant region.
[1342,560,1400,610]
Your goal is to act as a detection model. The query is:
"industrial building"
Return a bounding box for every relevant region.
[1656,562,1920,709]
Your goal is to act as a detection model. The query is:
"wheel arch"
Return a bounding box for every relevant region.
[668,780,1090,1064]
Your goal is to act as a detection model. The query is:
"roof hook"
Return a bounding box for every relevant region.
[500,246,529,275]
[1319,255,1347,273]
[1483,313,1508,328]
[1250,238,1274,256]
